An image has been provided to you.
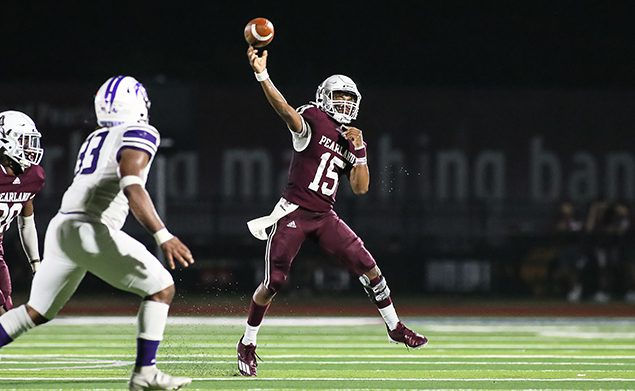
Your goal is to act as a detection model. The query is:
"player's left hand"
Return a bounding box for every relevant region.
[342,127,364,149]
[160,237,195,270]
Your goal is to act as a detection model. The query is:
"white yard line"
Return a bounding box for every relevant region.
[49,316,384,326]
[46,316,635,328]
[3,353,635,359]
[0,362,131,371]
[18,334,635,342]
[0,377,634,382]
[1,365,633,373]
[1,360,634,366]
[538,331,635,339]
[6,342,635,349]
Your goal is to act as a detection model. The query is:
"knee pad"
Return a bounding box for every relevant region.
[359,274,391,303]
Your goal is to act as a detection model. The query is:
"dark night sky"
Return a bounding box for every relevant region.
[2,0,635,88]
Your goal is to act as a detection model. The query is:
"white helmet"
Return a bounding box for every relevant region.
[94,75,151,127]
[0,110,43,170]
[315,74,361,124]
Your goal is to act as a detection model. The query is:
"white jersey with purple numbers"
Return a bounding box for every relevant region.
[59,123,160,230]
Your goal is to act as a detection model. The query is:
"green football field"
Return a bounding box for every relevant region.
[0,316,634,390]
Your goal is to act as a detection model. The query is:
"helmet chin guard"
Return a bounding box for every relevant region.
[94,75,151,127]
[315,74,361,124]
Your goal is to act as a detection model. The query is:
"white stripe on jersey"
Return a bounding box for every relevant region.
[122,138,158,153]
[120,125,160,159]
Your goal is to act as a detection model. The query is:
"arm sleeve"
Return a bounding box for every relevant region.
[117,124,161,160]
[18,214,40,261]
[289,105,313,152]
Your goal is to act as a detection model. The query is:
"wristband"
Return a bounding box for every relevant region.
[255,69,269,82]
[354,157,368,166]
[119,175,144,190]
[352,145,367,159]
[153,228,174,245]
[352,146,367,166]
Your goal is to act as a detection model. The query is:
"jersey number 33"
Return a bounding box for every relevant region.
[74,131,109,175]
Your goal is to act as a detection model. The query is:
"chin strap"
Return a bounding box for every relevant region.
[0,156,23,175]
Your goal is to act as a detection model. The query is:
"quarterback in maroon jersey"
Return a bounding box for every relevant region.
[236,47,427,377]
[0,111,45,315]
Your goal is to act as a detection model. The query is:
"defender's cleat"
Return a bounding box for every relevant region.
[128,367,191,390]
[387,322,428,349]
[237,337,258,376]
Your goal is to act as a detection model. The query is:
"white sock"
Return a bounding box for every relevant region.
[138,301,169,340]
[242,324,261,345]
[0,305,36,338]
[378,304,400,331]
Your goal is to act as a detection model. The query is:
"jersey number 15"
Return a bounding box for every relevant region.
[308,152,345,196]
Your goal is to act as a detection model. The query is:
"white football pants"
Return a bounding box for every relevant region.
[28,213,174,319]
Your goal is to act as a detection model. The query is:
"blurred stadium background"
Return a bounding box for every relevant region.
[3,0,635,316]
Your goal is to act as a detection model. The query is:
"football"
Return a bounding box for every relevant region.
[244,17,275,48]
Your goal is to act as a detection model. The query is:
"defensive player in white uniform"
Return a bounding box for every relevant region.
[0,76,194,391]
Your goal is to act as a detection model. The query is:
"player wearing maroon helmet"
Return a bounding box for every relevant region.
[236,46,428,377]
[0,111,44,316]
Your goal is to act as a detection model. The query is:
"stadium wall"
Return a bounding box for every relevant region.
[2,84,635,298]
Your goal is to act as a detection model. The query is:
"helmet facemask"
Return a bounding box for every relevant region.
[321,90,360,124]
[0,111,44,171]
[15,130,43,168]
[315,75,361,124]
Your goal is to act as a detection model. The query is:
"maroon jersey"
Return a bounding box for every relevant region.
[282,104,358,212]
[0,165,45,236]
